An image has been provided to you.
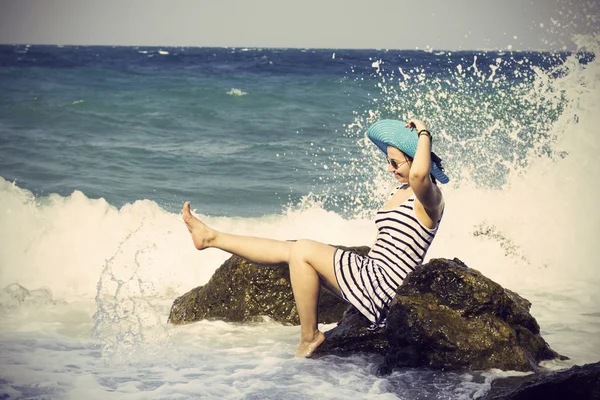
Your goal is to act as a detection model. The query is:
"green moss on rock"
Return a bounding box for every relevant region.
[168,246,370,325]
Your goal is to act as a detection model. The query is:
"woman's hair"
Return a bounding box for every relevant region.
[430,152,445,184]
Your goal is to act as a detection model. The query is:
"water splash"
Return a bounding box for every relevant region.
[311,45,596,222]
[0,283,58,311]
[91,221,172,363]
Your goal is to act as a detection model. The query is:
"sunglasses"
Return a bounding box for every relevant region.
[387,158,409,170]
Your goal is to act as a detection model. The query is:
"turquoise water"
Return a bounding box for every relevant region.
[0,45,578,216]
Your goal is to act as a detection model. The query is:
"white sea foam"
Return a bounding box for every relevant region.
[226,88,248,96]
[0,179,375,301]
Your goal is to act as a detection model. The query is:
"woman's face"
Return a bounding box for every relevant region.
[386,146,411,183]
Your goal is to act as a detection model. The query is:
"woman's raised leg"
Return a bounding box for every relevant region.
[182,202,343,357]
[182,201,291,264]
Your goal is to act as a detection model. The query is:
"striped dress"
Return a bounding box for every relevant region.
[333,185,442,326]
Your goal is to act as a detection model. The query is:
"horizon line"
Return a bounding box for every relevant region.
[0,42,575,54]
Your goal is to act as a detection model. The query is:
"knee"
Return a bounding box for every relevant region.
[289,239,314,264]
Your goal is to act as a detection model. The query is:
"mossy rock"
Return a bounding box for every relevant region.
[312,258,566,373]
[168,245,370,325]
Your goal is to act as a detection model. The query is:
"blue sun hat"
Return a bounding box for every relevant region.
[367,119,450,184]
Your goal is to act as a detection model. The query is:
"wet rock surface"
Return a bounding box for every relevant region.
[169,250,566,374]
[314,258,565,373]
[481,361,600,400]
[168,246,369,325]
[382,258,565,372]
[312,306,388,357]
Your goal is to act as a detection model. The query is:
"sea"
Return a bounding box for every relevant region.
[0,35,599,399]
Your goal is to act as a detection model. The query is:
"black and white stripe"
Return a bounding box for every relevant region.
[333,193,441,325]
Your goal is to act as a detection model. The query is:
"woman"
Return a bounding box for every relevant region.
[182,119,449,357]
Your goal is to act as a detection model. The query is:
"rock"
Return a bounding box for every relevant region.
[168,245,370,325]
[313,258,565,373]
[481,361,600,400]
[169,251,565,373]
[383,258,564,371]
[312,306,389,357]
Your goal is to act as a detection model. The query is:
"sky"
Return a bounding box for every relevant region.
[0,0,598,50]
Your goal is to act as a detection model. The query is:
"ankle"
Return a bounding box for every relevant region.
[205,229,218,248]
[300,329,320,343]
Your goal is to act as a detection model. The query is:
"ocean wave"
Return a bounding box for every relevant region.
[0,178,372,300]
[226,88,248,96]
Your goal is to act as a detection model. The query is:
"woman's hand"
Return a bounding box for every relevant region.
[406,119,427,134]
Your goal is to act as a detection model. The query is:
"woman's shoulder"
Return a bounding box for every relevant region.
[387,183,409,198]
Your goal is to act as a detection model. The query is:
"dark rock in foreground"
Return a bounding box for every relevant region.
[314,306,389,357]
[168,246,370,325]
[481,361,600,400]
[383,258,565,371]
[314,258,566,373]
[169,248,566,373]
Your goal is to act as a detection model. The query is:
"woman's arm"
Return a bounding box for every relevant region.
[406,119,444,216]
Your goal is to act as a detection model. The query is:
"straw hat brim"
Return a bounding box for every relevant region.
[367,120,449,184]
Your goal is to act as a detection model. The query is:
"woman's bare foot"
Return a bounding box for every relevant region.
[295,330,325,358]
[181,201,216,250]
